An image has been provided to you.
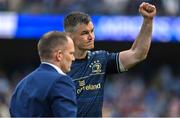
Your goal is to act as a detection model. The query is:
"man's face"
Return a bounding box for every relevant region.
[71,21,95,51]
[61,37,75,73]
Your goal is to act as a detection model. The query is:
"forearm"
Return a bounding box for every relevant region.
[131,18,153,60]
[119,2,156,70]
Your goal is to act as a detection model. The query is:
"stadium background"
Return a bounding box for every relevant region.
[0,0,180,117]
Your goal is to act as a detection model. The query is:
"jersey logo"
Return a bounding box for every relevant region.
[77,80,101,94]
[89,60,102,73]
[79,80,85,87]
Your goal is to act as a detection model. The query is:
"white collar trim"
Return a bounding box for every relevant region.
[42,62,66,75]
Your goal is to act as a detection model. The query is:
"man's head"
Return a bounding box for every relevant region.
[64,12,95,51]
[38,31,75,73]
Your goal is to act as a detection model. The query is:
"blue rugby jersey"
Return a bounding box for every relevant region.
[67,50,123,117]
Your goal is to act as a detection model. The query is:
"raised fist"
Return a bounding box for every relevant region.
[139,2,156,19]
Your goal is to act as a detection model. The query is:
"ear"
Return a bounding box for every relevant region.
[68,32,74,39]
[56,50,63,61]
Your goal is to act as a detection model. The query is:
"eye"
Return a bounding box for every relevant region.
[81,31,88,35]
[91,28,94,33]
[70,52,74,55]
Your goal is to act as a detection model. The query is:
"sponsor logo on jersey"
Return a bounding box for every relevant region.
[77,82,101,94]
[79,80,85,87]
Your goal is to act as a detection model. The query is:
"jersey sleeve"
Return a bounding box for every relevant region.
[97,51,126,74]
[49,76,77,117]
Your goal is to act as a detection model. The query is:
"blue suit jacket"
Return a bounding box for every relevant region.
[10,64,77,117]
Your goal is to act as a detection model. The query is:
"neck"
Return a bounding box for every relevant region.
[74,48,88,59]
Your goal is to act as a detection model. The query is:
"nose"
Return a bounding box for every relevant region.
[72,54,75,61]
[88,32,94,41]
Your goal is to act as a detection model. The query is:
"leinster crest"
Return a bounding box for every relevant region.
[89,60,102,73]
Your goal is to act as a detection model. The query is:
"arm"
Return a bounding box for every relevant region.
[119,2,156,70]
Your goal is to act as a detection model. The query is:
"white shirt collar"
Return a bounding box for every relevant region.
[42,62,66,75]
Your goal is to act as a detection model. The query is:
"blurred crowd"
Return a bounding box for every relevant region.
[0,64,180,117]
[0,0,180,16]
[103,65,180,117]
[0,66,34,117]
